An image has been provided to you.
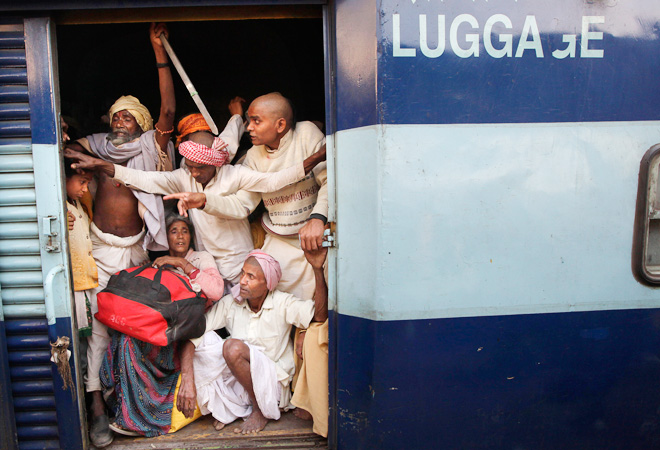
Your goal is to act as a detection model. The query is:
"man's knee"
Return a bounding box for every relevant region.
[223,338,247,364]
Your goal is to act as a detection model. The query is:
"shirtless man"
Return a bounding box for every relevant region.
[64,23,175,448]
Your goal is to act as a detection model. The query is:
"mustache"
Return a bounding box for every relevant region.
[108,128,142,145]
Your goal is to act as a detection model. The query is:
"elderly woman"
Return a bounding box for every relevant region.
[100,213,224,438]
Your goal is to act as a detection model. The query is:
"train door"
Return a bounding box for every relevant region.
[53,5,332,449]
[0,17,85,450]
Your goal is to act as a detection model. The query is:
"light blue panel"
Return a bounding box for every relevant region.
[336,122,660,320]
[335,127,380,318]
[32,144,71,323]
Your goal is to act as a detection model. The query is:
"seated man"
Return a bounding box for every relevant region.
[176,247,328,434]
[65,121,325,284]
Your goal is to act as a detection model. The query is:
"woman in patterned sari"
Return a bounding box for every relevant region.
[100,213,225,437]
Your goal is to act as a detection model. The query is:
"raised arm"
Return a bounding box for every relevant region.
[65,148,182,195]
[304,247,328,323]
[150,23,176,154]
[299,138,328,252]
[218,100,246,160]
[232,145,327,192]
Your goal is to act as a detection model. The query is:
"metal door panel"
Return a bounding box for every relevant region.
[0,17,84,450]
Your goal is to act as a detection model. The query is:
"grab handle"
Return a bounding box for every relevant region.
[44,264,64,325]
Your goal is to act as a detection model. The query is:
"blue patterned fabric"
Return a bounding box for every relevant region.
[100,332,180,437]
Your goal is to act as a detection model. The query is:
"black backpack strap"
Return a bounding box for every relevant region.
[131,263,153,277]
[151,264,174,291]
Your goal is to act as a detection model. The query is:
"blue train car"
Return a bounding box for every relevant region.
[1,0,660,449]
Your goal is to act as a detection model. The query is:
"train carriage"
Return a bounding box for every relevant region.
[1,0,660,449]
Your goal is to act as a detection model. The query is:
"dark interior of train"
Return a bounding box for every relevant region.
[56,11,327,449]
[57,17,326,151]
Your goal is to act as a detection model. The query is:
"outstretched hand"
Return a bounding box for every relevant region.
[163,192,207,217]
[63,148,111,175]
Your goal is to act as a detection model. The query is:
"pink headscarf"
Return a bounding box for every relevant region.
[231,250,282,304]
[178,137,230,167]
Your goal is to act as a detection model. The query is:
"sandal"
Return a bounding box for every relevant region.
[109,422,141,437]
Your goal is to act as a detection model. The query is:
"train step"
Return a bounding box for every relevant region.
[94,410,327,450]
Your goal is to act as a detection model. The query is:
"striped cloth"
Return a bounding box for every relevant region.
[100,332,180,437]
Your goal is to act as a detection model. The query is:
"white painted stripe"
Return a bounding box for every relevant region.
[336,122,660,321]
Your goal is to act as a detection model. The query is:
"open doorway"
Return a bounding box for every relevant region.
[56,10,328,449]
[57,18,326,142]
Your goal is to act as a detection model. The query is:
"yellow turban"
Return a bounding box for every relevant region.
[108,95,153,132]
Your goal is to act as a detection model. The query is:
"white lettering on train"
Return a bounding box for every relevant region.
[393,14,605,59]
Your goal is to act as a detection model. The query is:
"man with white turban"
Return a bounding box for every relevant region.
[175,248,328,435]
[63,23,175,448]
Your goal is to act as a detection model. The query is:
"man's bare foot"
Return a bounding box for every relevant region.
[234,410,268,434]
[293,408,313,421]
[213,419,226,431]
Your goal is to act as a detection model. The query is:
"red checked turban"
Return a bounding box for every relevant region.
[178,137,230,167]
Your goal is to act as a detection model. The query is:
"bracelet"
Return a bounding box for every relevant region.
[155,124,174,135]
[156,62,169,68]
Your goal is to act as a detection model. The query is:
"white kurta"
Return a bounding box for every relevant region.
[112,139,306,282]
[191,290,315,407]
[242,121,328,299]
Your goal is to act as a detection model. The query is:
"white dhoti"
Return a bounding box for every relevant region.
[261,233,315,300]
[194,331,282,425]
[85,223,147,392]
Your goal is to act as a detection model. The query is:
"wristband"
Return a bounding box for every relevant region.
[309,213,327,224]
[189,269,200,279]
[155,124,174,135]
[156,62,169,68]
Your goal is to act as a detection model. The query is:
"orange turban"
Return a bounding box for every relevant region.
[176,113,211,147]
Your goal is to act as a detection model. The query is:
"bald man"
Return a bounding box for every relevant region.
[239,93,328,300]
[243,93,329,437]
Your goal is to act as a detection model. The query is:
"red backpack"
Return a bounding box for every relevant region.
[96,264,208,346]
